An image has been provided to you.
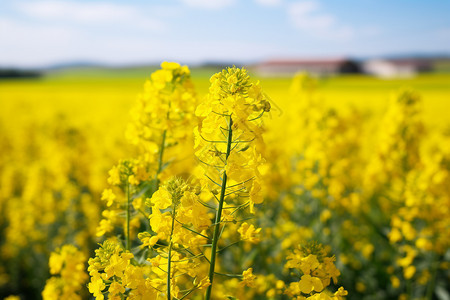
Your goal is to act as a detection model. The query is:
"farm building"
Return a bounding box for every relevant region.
[362,58,433,78]
[253,58,361,77]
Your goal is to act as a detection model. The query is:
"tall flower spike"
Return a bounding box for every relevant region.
[97,62,198,245]
[90,63,200,300]
[126,61,198,186]
[195,66,270,212]
[195,66,270,299]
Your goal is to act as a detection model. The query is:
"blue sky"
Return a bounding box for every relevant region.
[1,0,449,67]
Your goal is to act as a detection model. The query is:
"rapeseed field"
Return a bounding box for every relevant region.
[0,64,449,299]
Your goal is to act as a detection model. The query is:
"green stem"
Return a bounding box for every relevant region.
[425,254,440,300]
[126,181,131,251]
[155,130,167,191]
[205,116,233,300]
[167,208,176,300]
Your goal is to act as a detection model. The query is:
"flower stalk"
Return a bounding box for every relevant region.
[155,129,167,191]
[205,116,233,300]
[167,202,176,300]
[126,181,131,251]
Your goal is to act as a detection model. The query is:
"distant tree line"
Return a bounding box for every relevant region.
[0,69,42,79]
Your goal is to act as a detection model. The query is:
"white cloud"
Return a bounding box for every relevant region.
[0,17,81,67]
[16,1,133,22]
[288,1,354,41]
[179,0,236,10]
[0,17,154,68]
[290,1,319,16]
[0,18,74,43]
[254,0,283,7]
[13,1,165,31]
[0,14,285,68]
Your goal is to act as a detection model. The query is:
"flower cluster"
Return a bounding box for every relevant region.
[87,240,148,300]
[139,177,211,298]
[283,243,347,300]
[42,245,88,300]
